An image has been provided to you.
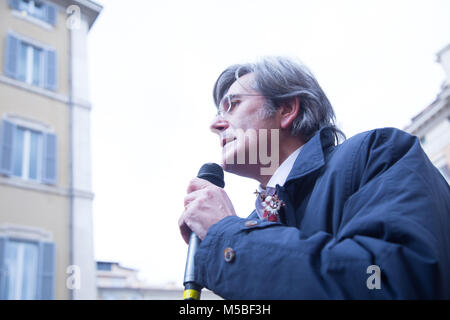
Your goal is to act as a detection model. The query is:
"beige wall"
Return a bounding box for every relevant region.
[0,185,70,299]
[0,0,69,96]
[0,85,70,188]
[0,0,71,300]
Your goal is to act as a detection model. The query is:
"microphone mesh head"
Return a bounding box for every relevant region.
[197,163,225,188]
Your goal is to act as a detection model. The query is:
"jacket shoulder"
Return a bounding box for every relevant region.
[339,127,416,150]
[333,127,418,162]
[328,128,422,190]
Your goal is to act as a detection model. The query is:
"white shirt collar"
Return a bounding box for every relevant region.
[259,145,303,190]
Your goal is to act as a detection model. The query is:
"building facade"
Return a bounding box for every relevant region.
[96,261,222,300]
[0,0,101,299]
[405,43,450,183]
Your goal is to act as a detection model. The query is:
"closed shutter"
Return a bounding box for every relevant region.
[0,119,16,176]
[4,34,20,79]
[0,237,7,299]
[42,132,57,184]
[36,242,55,300]
[44,49,58,91]
[8,0,19,10]
[44,3,57,26]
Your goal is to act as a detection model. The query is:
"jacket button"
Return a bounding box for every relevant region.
[245,220,258,227]
[224,247,235,262]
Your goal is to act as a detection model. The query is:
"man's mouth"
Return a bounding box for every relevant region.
[221,137,237,148]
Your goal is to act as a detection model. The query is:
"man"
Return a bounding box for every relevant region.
[178,57,450,299]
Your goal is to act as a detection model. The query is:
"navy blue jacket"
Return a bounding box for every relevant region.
[195,127,450,299]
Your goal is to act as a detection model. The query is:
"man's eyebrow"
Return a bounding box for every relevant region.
[228,93,251,99]
[221,92,261,103]
[220,93,239,102]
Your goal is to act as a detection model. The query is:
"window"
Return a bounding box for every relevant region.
[9,0,57,26]
[4,33,58,91]
[0,119,58,185]
[0,237,55,300]
[4,240,39,299]
[19,0,46,21]
[18,42,44,87]
[97,262,113,271]
[12,127,44,181]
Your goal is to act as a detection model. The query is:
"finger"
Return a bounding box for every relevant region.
[187,177,213,193]
[184,189,205,207]
[178,213,192,244]
[181,223,191,244]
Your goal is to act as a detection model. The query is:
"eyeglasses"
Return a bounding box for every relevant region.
[216,93,266,117]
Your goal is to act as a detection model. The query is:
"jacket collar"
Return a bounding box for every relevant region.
[284,126,336,185]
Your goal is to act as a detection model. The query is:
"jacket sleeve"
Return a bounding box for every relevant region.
[194,128,450,299]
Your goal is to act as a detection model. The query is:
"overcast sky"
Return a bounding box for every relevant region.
[87,0,450,287]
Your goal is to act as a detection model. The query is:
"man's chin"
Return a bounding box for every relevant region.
[221,160,261,179]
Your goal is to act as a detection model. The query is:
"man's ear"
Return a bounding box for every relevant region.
[279,97,300,130]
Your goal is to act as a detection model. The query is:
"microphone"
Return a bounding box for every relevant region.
[183,163,225,300]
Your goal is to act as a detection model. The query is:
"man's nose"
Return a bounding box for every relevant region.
[209,116,229,134]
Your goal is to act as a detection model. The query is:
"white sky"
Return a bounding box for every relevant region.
[88,0,450,287]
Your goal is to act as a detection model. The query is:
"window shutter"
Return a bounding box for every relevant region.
[44,49,58,91]
[42,132,57,184]
[4,34,20,79]
[44,3,57,26]
[8,0,19,10]
[36,242,55,300]
[0,119,16,176]
[0,237,7,300]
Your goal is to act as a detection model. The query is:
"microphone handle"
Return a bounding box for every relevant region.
[183,163,224,300]
[183,232,202,300]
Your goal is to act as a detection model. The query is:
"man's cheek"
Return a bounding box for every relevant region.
[222,130,259,166]
[222,139,238,165]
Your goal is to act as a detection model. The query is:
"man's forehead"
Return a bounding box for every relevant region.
[226,72,257,95]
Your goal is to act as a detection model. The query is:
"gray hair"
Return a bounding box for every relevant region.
[213,56,345,143]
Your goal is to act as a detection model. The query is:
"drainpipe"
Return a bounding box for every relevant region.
[68,23,75,301]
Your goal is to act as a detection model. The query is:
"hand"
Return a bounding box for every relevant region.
[178,177,237,244]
